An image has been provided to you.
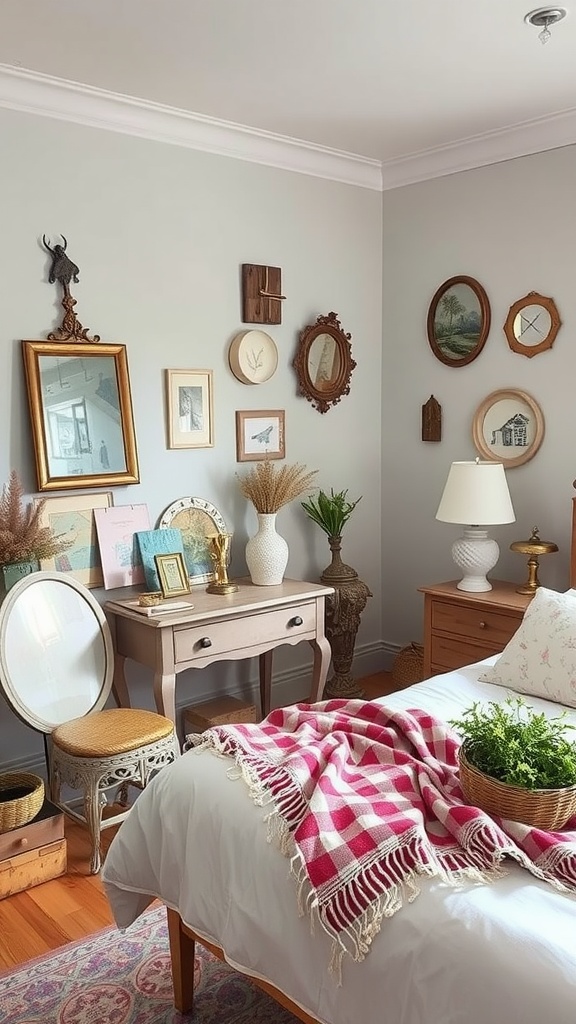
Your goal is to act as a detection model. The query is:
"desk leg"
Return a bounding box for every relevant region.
[259,650,273,718]
[153,670,177,726]
[308,636,331,704]
[111,652,131,709]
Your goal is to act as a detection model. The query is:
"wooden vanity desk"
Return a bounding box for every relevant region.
[104,577,333,725]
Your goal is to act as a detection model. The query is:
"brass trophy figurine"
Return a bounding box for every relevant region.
[206,532,239,595]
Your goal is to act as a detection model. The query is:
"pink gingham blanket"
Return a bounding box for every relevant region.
[190,699,576,972]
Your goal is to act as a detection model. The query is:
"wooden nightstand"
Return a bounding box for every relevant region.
[418,580,533,678]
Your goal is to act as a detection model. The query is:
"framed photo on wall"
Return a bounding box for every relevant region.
[165,369,214,449]
[235,409,286,462]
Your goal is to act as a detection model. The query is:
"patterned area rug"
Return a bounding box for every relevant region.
[0,904,299,1023]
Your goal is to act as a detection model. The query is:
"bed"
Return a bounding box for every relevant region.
[102,510,576,1024]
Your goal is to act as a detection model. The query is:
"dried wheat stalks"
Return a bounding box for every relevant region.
[237,461,318,514]
[0,470,72,564]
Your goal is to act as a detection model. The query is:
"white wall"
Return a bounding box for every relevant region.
[382,145,576,647]
[0,107,383,771]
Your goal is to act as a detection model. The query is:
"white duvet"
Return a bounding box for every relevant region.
[102,658,576,1024]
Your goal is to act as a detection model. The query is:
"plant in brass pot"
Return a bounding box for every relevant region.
[301,488,371,701]
[0,470,72,590]
[237,461,318,586]
[301,488,362,540]
[451,696,576,829]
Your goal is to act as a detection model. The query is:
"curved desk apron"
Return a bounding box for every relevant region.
[104,577,333,725]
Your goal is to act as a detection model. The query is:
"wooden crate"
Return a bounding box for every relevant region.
[0,798,67,898]
[184,696,257,734]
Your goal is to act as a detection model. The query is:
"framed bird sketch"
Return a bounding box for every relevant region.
[235,409,286,462]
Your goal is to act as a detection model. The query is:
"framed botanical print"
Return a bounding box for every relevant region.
[154,552,190,598]
[472,388,544,468]
[427,276,491,367]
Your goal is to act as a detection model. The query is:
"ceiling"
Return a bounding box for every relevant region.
[1,0,575,177]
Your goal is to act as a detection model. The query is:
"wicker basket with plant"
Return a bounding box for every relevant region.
[0,470,71,571]
[451,696,576,830]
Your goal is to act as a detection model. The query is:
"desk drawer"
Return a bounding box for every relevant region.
[431,600,521,646]
[173,602,316,664]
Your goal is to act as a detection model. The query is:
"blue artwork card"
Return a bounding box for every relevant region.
[135,528,184,591]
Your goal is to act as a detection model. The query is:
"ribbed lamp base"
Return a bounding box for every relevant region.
[452,527,499,592]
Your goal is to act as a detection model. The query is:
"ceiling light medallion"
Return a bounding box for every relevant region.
[524,7,568,44]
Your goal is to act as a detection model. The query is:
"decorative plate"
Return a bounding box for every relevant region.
[228,329,278,385]
[157,497,227,586]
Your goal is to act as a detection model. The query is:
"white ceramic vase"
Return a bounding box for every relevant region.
[245,513,289,586]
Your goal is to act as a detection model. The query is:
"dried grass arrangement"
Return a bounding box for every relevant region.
[0,470,72,565]
[238,461,318,514]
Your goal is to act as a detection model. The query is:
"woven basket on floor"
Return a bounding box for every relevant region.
[459,745,576,830]
[0,771,44,833]
[392,642,425,689]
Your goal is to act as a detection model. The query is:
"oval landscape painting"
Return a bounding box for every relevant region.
[427,276,490,367]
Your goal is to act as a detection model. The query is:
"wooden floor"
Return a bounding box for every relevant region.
[0,670,395,972]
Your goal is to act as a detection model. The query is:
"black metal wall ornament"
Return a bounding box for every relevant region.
[42,234,100,343]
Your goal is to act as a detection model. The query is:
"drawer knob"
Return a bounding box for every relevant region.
[18,838,28,847]
[199,637,212,649]
[479,620,487,629]
[289,616,303,627]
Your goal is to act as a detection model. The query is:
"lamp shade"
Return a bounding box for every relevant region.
[436,460,515,526]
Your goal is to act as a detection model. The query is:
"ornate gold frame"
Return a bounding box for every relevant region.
[22,340,140,491]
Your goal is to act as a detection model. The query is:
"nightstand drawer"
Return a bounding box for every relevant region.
[431,600,520,646]
[430,634,502,673]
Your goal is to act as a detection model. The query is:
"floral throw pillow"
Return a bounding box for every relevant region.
[479,586,576,708]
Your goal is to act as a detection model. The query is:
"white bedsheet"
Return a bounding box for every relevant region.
[102,658,576,1024]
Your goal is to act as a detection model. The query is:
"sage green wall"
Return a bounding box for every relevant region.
[0,107,383,772]
[382,144,576,649]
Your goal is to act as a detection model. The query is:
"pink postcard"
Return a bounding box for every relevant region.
[94,504,151,589]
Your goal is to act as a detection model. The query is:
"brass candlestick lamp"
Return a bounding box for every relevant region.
[510,527,558,595]
[206,532,239,595]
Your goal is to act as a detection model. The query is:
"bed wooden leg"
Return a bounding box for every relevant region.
[166,907,195,1013]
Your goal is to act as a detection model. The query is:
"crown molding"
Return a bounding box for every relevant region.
[1,63,575,193]
[0,64,382,191]
[381,107,576,190]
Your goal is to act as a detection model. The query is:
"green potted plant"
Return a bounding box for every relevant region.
[301,488,362,540]
[301,487,371,701]
[0,470,71,592]
[451,696,576,829]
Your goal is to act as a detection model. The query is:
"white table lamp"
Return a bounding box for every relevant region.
[436,459,515,592]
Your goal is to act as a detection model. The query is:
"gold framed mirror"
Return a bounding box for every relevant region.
[293,312,356,414]
[22,340,140,491]
[503,291,561,358]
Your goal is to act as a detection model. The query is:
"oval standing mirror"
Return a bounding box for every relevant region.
[0,571,113,732]
[503,292,561,358]
[22,340,140,491]
[293,312,356,414]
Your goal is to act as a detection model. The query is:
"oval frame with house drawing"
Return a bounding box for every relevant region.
[427,276,491,367]
[472,388,544,468]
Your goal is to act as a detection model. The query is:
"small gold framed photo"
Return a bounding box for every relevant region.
[154,552,191,598]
